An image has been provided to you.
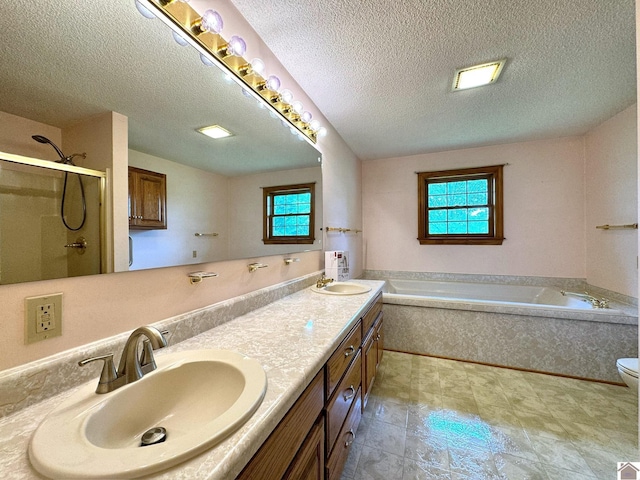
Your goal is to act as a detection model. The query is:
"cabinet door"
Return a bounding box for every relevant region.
[129,167,167,229]
[282,417,324,480]
[362,330,376,411]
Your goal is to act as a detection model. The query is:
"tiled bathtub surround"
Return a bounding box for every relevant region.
[383,303,637,383]
[360,271,638,383]
[342,351,638,480]
[0,271,322,419]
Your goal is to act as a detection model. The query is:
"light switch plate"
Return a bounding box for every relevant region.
[25,293,63,344]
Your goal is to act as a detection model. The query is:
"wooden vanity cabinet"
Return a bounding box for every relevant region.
[128,166,167,229]
[324,320,362,480]
[237,370,324,480]
[236,292,383,480]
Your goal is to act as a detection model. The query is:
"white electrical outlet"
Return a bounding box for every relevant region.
[25,294,63,344]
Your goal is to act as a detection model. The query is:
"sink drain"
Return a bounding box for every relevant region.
[140,427,167,447]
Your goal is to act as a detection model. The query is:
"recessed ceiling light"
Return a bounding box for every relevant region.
[197,125,233,139]
[453,60,506,91]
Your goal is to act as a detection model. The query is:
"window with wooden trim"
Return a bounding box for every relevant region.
[263,183,315,244]
[418,165,504,245]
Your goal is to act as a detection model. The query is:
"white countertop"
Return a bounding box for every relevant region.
[0,280,384,480]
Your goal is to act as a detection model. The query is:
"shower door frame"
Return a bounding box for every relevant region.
[0,150,110,278]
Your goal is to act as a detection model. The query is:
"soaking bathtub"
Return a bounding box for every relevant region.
[384,278,618,314]
[377,277,637,382]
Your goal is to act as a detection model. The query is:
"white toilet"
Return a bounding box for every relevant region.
[616,358,638,391]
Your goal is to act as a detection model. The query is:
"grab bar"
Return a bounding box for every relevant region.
[595,223,638,230]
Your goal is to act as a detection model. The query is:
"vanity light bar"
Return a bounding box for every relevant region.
[136,0,324,144]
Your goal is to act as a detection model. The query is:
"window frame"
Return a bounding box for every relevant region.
[417,165,504,245]
[263,182,315,245]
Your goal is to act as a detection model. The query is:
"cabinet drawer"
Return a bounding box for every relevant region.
[326,388,362,480]
[326,350,361,455]
[236,370,324,480]
[361,293,383,336]
[326,321,362,399]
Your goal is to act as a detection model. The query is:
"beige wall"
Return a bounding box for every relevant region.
[362,136,586,277]
[585,105,638,297]
[129,149,230,268]
[228,166,323,259]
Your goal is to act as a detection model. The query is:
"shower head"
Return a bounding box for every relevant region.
[32,135,66,161]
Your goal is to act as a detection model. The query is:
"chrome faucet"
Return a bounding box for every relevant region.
[79,326,168,394]
[560,290,610,309]
[316,274,334,288]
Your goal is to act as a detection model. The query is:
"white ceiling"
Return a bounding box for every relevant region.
[232,0,636,160]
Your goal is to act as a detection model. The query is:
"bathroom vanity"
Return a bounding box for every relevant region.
[237,291,383,480]
[0,276,384,480]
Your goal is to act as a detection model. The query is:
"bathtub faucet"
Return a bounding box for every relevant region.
[560,291,610,309]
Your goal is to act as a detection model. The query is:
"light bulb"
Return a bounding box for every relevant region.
[291,101,304,115]
[250,58,266,76]
[310,119,321,132]
[317,127,327,137]
[280,89,293,104]
[266,75,281,92]
[200,10,223,34]
[227,36,246,57]
[301,111,312,123]
[172,31,189,46]
[135,0,155,19]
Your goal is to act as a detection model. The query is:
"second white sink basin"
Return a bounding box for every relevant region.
[29,349,267,479]
[311,282,372,295]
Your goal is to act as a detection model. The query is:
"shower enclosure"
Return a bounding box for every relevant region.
[0,152,106,285]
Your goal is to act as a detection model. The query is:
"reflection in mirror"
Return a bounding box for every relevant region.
[0,0,322,283]
[0,159,104,285]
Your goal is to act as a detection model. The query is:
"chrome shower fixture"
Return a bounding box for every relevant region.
[31,135,86,165]
[31,135,87,231]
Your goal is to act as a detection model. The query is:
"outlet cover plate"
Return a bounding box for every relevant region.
[25,293,63,344]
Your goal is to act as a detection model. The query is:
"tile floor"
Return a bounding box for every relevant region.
[341,351,639,480]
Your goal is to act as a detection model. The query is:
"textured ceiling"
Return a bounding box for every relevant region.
[232,0,636,160]
[0,1,320,176]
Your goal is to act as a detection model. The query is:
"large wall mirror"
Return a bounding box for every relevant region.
[0,0,322,284]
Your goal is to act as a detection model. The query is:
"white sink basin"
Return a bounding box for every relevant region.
[311,282,372,295]
[29,349,267,479]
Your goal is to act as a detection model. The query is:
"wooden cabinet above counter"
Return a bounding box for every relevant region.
[128,166,167,229]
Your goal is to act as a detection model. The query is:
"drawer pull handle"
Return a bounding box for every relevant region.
[345,429,356,447]
[344,345,355,357]
[376,334,381,341]
[343,385,355,401]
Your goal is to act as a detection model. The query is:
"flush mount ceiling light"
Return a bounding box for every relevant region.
[453,59,506,91]
[197,125,233,139]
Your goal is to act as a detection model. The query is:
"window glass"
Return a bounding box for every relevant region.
[263,183,315,244]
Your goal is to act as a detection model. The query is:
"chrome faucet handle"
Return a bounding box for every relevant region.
[79,354,117,393]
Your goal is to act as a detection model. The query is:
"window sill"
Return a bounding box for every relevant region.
[418,237,504,245]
